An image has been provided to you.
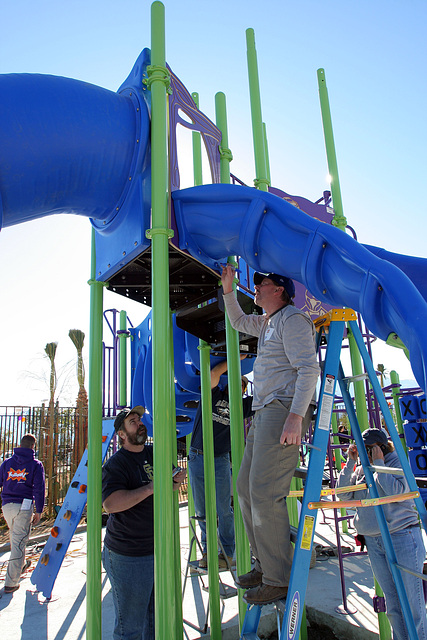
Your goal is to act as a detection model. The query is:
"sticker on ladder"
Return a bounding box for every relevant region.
[318,393,334,430]
[300,515,315,551]
[324,373,335,395]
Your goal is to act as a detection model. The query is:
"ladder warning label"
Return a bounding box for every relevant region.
[301,515,315,550]
[324,374,335,395]
[318,393,334,430]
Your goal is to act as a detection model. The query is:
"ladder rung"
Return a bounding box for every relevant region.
[308,490,419,510]
[394,562,427,582]
[289,483,368,498]
[342,373,369,382]
[368,465,404,476]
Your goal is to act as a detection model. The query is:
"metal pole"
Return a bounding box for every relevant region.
[191,92,203,187]
[118,310,127,407]
[199,340,222,639]
[148,2,177,638]
[86,228,104,640]
[187,90,201,563]
[317,68,347,231]
[317,68,368,429]
[390,370,407,455]
[246,28,269,192]
[170,312,183,636]
[262,122,271,186]
[215,90,251,630]
[347,326,369,431]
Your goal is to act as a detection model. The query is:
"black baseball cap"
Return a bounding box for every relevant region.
[253,272,295,299]
[362,428,388,447]
[114,406,145,431]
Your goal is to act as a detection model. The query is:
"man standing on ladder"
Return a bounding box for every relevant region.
[221,265,319,605]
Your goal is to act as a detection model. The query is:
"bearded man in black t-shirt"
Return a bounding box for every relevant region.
[102,406,185,640]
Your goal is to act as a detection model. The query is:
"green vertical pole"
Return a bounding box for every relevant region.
[375,577,392,640]
[199,341,222,639]
[246,28,270,192]
[148,3,177,638]
[317,68,347,231]
[216,90,250,630]
[331,413,348,533]
[317,67,368,428]
[224,272,251,630]
[86,228,104,640]
[119,310,127,407]
[318,68,390,638]
[170,312,183,636]
[215,92,231,185]
[191,92,203,187]
[347,327,369,431]
[186,433,197,561]
[390,370,407,455]
[262,122,271,186]
[187,90,201,563]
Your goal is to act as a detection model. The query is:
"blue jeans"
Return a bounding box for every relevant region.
[365,527,427,640]
[102,546,154,640]
[188,448,235,557]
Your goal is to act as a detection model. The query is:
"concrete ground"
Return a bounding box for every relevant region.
[0,505,383,640]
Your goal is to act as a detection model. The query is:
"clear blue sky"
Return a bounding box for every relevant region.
[0,0,426,405]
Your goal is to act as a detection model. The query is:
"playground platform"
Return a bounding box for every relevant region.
[0,505,383,640]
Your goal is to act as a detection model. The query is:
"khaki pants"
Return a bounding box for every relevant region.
[2,502,33,588]
[236,399,313,587]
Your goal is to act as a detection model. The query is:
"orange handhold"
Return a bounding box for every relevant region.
[51,526,59,537]
[41,554,49,565]
[64,510,72,521]
[79,484,87,494]
[102,436,107,442]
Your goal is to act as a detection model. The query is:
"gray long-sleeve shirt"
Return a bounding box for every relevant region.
[223,292,319,416]
[336,451,419,536]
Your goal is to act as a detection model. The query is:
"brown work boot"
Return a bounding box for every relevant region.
[235,567,263,588]
[218,553,236,569]
[198,553,207,569]
[243,583,288,605]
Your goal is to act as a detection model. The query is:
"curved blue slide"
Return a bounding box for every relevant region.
[1,59,427,394]
[172,184,427,392]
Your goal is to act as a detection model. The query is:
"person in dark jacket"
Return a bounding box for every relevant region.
[188,358,254,569]
[0,433,45,593]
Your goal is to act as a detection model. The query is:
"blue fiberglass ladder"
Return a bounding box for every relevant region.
[240,309,427,640]
[30,418,115,598]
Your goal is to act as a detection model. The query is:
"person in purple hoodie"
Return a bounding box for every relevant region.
[0,433,45,593]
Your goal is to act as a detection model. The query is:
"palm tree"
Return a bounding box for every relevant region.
[377,363,389,388]
[69,330,88,469]
[45,342,58,515]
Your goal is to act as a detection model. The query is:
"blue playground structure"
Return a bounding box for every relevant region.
[1,51,427,392]
[0,2,426,639]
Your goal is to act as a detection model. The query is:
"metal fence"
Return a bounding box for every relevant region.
[0,406,188,522]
